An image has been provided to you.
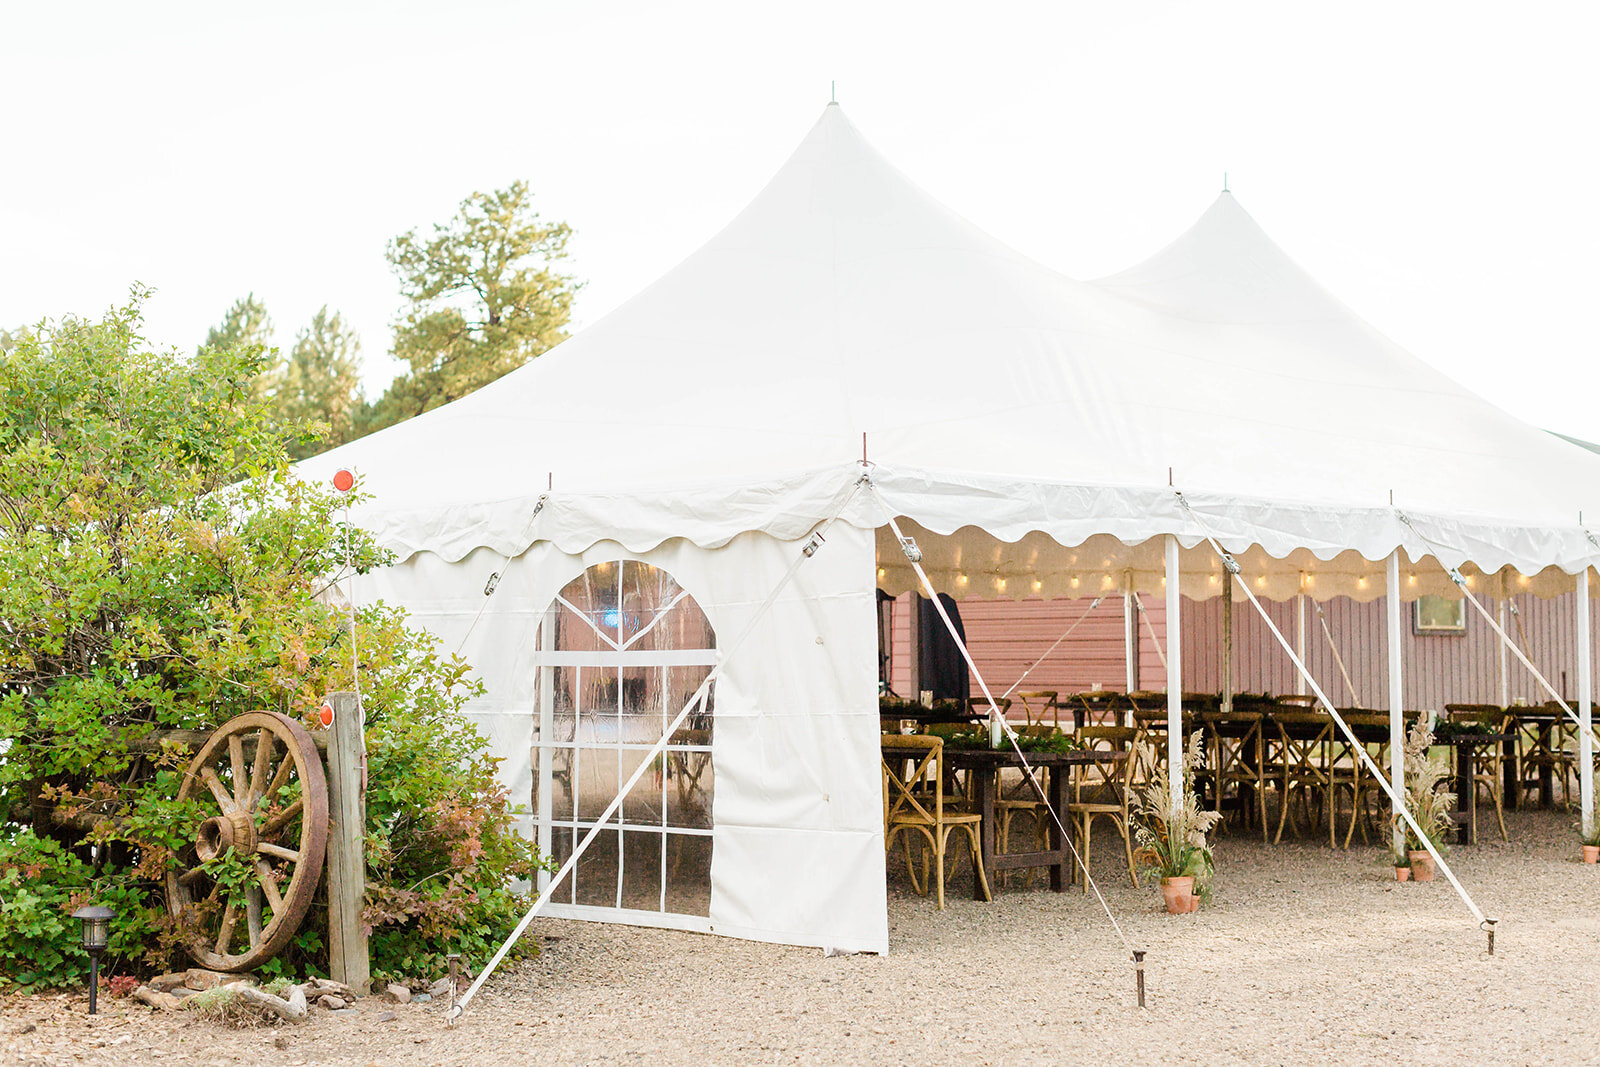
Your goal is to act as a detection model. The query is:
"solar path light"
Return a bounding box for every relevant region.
[72,904,115,1014]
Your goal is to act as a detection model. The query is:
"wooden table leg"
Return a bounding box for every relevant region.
[1454,744,1475,846]
[975,766,997,901]
[1540,723,1555,808]
[1502,733,1519,812]
[1049,764,1068,893]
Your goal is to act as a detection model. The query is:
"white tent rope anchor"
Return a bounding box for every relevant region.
[449,484,864,1022]
[1311,600,1360,704]
[1393,511,1600,749]
[1175,492,1494,942]
[1000,596,1105,699]
[869,486,1144,998]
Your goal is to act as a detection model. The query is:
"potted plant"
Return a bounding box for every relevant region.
[1391,850,1411,882]
[1393,719,1455,882]
[1133,733,1222,913]
[1577,821,1600,863]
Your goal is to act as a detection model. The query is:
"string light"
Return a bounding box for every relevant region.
[1070,576,1080,588]
[1032,579,1043,593]
[996,577,1007,592]
[957,573,968,586]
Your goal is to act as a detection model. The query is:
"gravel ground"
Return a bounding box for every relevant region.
[4,808,1596,1066]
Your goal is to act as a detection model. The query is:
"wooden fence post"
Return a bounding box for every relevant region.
[324,691,370,993]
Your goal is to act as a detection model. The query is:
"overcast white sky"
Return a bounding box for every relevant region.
[3,2,1597,438]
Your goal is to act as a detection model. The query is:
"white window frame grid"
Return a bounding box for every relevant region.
[533,561,716,923]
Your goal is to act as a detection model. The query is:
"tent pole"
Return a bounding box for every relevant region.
[536,604,556,892]
[1386,552,1405,857]
[1220,591,1233,713]
[1295,586,1307,696]
[1580,569,1593,837]
[1498,599,1511,706]
[1124,578,1138,692]
[1165,536,1183,816]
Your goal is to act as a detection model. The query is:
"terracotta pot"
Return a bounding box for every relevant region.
[1408,850,1436,882]
[1160,876,1198,914]
[1583,845,1599,864]
[1394,865,1411,882]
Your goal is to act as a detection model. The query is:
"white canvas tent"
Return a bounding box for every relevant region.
[302,104,1600,955]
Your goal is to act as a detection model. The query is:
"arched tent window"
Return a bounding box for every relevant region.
[532,560,716,921]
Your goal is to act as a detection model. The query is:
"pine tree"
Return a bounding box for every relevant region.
[362,181,578,433]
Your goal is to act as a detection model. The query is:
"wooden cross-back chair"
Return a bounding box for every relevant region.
[1067,726,1141,890]
[1444,704,1511,841]
[1012,691,1060,730]
[1199,709,1267,840]
[1271,711,1335,845]
[881,734,992,909]
[1517,702,1576,809]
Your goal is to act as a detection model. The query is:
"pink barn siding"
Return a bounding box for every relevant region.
[1181,592,1600,709]
[888,594,1166,699]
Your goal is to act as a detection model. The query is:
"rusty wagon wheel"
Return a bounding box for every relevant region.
[164,711,329,972]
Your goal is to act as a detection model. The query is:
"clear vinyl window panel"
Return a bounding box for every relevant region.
[533,560,716,918]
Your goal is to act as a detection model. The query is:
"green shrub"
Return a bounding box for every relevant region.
[0,297,548,989]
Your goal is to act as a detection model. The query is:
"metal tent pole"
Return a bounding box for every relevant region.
[1165,535,1183,817]
[1295,587,1308,696]
[1124,583,1138,692]
[1498,599,1511,707]
[1220,591,1233,713]
[536,604,556,893]
[1386,552,1405,856]
[1579,568,1593,837]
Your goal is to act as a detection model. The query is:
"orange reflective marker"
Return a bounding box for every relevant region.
[332,469,355,492]
[318,703,335,728]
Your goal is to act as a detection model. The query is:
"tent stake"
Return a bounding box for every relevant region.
[1483,919,1496,955]
[1133,950,1147,1007]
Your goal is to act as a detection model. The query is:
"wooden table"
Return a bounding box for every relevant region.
[943,747,1118,899]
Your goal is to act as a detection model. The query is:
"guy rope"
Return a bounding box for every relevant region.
[869,482,1149,1007]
